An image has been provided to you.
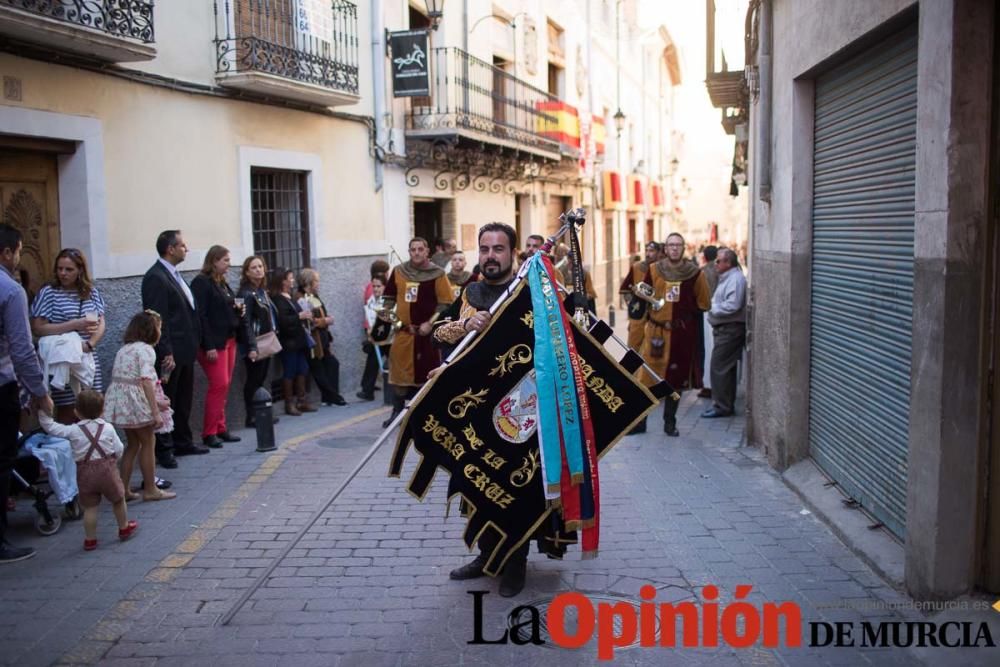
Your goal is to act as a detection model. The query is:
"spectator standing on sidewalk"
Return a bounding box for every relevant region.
[702,248,747,418]
[104,311,177,502]
[697,245,719,400]
[0,224,53,563]
[30,248,107,424]
[142,230,206,467]
[237,256,279,428]
[298,268,346,407]
[358,273,391,401]
[191,245,243,448]
[270,268,316,416]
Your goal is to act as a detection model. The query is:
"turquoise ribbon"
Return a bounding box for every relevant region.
[527,255,584,487]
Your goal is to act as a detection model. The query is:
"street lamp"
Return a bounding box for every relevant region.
[613,108,626,137]
[425,0,444,30]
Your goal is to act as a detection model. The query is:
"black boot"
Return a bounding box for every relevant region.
[663,391,681,437]
[498,558,527,597]
[382,390,406,428]
[449,553,489,580]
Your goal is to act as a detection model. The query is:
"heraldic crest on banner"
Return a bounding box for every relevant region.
[389,259,667,576]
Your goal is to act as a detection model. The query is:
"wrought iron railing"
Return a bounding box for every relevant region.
[0,0,155,42]
[408,47,561,155]
[214,0,359,96]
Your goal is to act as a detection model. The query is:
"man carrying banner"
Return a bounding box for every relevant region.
[391,215,664,602]
[431,222,530,597]
[639,233,711,436]
[382,237,454,426]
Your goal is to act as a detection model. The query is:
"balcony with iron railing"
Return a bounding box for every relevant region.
[214,0,360,107]
[0,0,155,61]
[406,47,567,160]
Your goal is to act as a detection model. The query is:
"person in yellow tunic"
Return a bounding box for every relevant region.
[445,250,473,300]
[619,241,663,353]
[638,233,711,436]
[381,237,454,425]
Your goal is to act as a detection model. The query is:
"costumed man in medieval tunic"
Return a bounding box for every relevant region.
[620,241,664,354]
[432,222,532,598]
[445,250,473,300]
[620,241,663,434]
[638,232,711,436]
[382,237,454,427]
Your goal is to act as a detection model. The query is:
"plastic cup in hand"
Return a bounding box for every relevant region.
[234,297,245,309]
[84,311,98,323]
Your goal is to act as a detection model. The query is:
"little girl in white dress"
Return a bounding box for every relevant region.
[104,311,177,501]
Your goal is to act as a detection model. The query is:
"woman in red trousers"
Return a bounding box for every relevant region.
[191,245,243,448]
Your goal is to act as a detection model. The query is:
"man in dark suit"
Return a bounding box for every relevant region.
[142,230,208,468]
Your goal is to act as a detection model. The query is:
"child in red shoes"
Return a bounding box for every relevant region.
[39,389,138,550]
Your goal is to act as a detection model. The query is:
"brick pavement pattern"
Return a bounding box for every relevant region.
[6,385,980,666]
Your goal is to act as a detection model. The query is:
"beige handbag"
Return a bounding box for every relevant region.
[254,331,282,360]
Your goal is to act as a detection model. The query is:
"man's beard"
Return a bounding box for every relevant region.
[482,261,511,281]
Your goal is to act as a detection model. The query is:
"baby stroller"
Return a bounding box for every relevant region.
[9,430,81,536]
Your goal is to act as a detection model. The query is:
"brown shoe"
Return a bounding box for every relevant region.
[285,400,302,416]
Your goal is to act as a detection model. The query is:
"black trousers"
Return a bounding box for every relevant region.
[156,361,194,456]
[308,354,342,402]
[0,382,21,545]
[243,357,271,414]
[710,322,746,414]
[360,343,389,394]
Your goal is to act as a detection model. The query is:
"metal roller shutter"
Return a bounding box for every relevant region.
[809,25,917,538]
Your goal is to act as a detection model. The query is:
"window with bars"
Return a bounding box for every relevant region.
[250,168,310,275]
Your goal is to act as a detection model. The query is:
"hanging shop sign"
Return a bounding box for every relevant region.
[390,30,430,97]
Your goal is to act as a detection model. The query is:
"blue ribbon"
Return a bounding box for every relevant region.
[527,256,585,488]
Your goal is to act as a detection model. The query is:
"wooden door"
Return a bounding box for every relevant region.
[0,150,61,302]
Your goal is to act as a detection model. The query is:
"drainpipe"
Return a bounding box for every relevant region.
[371,0,386,193]
[757,0,772,203]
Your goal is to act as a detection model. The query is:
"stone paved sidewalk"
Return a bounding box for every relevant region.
[0,397,389,667]
[37,390,974,667]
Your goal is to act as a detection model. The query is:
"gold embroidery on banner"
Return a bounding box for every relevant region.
[577,359,625,413]
[462,424,484,451]
[463,464,516,509]
[489,344,533,377]
[481,449,507,471]
[509,449,540,488]
[421,415,466,461]
[520,311,534,329]
[447,388,489,419]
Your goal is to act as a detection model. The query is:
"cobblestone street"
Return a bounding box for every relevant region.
[6,387,992,666]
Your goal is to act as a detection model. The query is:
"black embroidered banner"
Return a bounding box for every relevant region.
[388,280,659,575]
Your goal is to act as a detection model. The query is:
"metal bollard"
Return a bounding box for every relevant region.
[608,303,616,328]
[253,387,277,452]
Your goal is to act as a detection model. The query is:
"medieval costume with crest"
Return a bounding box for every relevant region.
[640,257,711,433]
[382,261,454,388]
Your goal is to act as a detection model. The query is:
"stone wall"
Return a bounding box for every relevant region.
[94,255,379,432]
